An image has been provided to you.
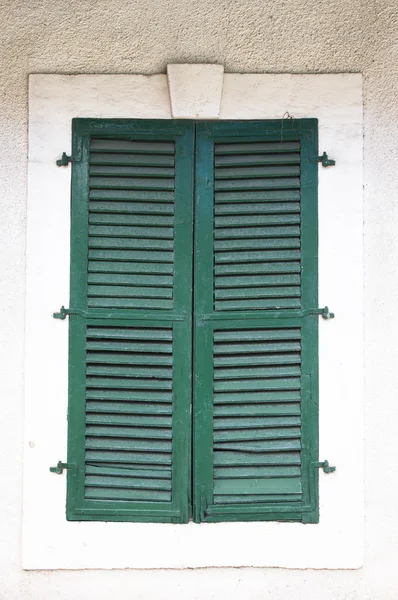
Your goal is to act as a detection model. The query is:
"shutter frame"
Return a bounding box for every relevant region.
[193,120,320,523]
[66,119,195,522]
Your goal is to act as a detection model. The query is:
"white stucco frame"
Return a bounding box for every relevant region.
[24,68,363,570]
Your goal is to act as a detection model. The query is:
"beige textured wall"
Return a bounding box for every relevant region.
[0,0,397,598]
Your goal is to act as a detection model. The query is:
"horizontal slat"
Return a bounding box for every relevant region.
[86,352,173,366]
[88,261,174,275]
[90,139,175,154]
[215,274,300,288]
[90,176,174,191]
[86,438,171,452]
[214,142,300,154]
[214,378,301,392]
[85,464,172,477]
[86,341,172,353]
[89,213,174,227]
[87,327,172,341]
[213,494,302,504]
[214,465,301,478]
[214,354,301,367]
[89,237,174,250]
[89,165,175,178]
[86,390,172,402]
[89,201,174,215]
[213,439,301,452]
[86,401,172,414]
[214,427,301,442]
[85,450,172,465]
[215,190,300,203]
[85,425,172,439]
[215,287,300,300]
[215,178,300,191]
[90,152,175,167]
[215,202,300,216]
[86,474,171,490]
[214,416,301,429]
[86,365,172,379]
[88,273,173,286]
[215,166,300,179]
[214,391,301,404]
[214,365,301,380]
[215,214,300,227]
[215,238,300,252]
[214,477,302,495]
[88,285,172,299]
[88,249,174,263]
[215,249,301,263]
[215,226,300,240]
[215,298,301,310]
[89,225,174,239]
[214,153,300,166]
[214,329,301,342]
[214,342,301,354]
[213,403,301,417]
[85,377,173,390]
[215,262,300,276]
[87,297,173,309]
[89,189,174,202]
[85,414,172,427]
[213,451,301,466]
[85,487,170,501]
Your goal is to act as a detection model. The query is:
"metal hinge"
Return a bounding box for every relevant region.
[56,152,72,167]
[49,460,73,474]
[318,152,336,167]
[302,306,334,319]
[314,460,336,474]
[53,306,87,319]
[317,306,334,320]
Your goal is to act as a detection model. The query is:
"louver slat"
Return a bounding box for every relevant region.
[194,121,319,524]
[87,138,178,311]
[214,140,302,313]
[67,120,194,523]
[212,327,303,505]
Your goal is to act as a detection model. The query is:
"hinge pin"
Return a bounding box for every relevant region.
[49,461,73,474]
[314,460,336,474]
[318,152,336,167]
[56,152,72,167]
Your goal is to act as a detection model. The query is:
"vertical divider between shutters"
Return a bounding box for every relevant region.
[67,120,90,518]
[193,124,215,522]
[171,124,195,522]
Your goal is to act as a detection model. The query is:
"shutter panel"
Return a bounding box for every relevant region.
[194,120,319,523]
[66,120,194,522]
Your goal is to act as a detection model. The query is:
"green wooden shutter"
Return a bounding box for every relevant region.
[194,120,319,523]
[66,119,194,522]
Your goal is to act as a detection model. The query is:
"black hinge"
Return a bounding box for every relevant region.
[314,460,336,474]
[56,152,72,167]
[49,461,73,474]
[318,152,336,167]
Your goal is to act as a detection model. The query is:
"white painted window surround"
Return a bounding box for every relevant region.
[24,67,363,570]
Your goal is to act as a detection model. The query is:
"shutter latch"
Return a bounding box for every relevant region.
[318,152,336,167]
[314,460,336,474]
[49,461,73,474]
[56,152,72,167]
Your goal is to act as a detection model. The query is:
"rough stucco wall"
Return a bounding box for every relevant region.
[0,0,397,598]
